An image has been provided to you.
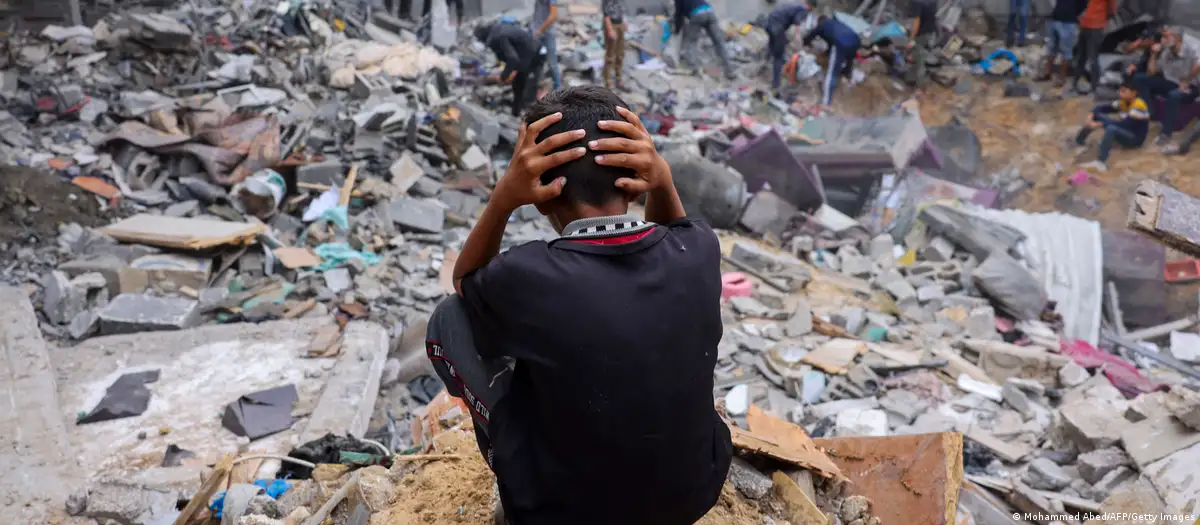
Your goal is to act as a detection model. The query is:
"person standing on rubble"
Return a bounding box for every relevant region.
[1074,0,1116,93]
[425,85,732,525]
[764,2,811,94]
[475,23,547,117]
[531,0,562,89]
[1075,79,1149,172]
[1132,28,1200,149]
[904,0,938,92]
[1039,0,1086,88]
[1006,0,1030,48]
[601,0,628,90]
[803,14,861,108]
[674,0,737,80]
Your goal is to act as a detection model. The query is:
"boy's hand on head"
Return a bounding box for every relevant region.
[494,112,586,210]
[591,106,671,196]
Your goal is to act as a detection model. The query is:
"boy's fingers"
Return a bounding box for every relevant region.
[594,153,648,171]
[533,177,567,202]
[597,119,644,139]
[588,137,640,153]
[534,147,587,173]
[615,106,649,133]
[527,112,564,139]
[515,122,529,149]
[535,129,586,155]
[614,178,652,194]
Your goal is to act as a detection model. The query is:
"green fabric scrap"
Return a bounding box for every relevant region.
[313,242,381,272]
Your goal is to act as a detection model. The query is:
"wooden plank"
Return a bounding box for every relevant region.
[926,344,996,385]
[813,432,963,525]
[739,405,843,480]
[173,454,233,525]
[773,471,829,525]
[104,214,264,250]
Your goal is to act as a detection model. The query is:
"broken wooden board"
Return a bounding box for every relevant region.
[1128,180,1200,258]
[104,214,264,250]
[926,344,996,386]
[773,471,829,525]
[802,338,866,374]
[731,405,844,480]
[813,432,963,525]
[274,247,323,269]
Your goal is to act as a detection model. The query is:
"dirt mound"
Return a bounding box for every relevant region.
[375,428,771,525]
[0,165,105,246]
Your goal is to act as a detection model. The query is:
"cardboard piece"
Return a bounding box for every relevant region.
[273,247,323,269]
[221,384,298,440]
[802,338,867,374]
[732,405,844,480]
[813,432,964,525]
[103,214,264,250]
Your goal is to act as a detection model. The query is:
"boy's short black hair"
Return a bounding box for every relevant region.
[1120,78,1138,91]
[523,86,636,207]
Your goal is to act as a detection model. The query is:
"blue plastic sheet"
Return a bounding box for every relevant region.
[978,49,1022,75]
[209,479,291,518]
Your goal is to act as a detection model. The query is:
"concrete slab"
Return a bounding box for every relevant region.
[1143,442,1200,517]
[0,287,75,524]
[50,318,387,485]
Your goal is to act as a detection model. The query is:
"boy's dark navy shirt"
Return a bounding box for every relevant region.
[460,217,732,525]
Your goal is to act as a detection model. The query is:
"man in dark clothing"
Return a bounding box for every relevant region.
[1074,0,1116,92]
[803,14,861,106]
[1131,28,1200,147]
[1006,0,1030,48]
[426,85,732,525]
[474,23,546,117]
[905,0,938,89]
[765,2,810,91]
[1040,0,1086,87]
[674,0,736,80]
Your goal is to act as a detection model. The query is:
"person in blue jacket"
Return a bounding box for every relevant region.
[803,14,862,106]
[765,2,810,92]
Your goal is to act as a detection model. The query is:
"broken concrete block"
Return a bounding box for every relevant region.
[879,270,918,301]
[388,154,425,194]
[869,234,895,261]
[728,457,772,500]
[964,306,997,340]
[1120,414,1200,468]
[388,197,445,234]
[68,309,100,340]
[1058,360,1090,388]
[1092,465,1137,500]
[97,294,201,335]
[1169,331,1200,364]
[324,268,352,294]
[877,388,928,424]
[296,161,345,187]
[1022,457,1072,491]
[41,269,85,324]
[81,480,179,525]
[790,235,814,256]
[731,296,771,318]
[740,191,798,238]
[784,295,813,337]
[1060,399,1126,452]
[917,284,946,302]
[964,340,1071,386]
[839,251,874,278]
[459,144,488,171]
[1002,382,1035,420]
[1164,387,1200,431]
[835,408,889,437]
[438,190,482,218]
[837,306,866,335]
[1077,447,1132,484]
[921,236,956,261]
[1141,442,1200,518]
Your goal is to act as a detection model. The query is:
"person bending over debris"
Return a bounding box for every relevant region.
[674,0,737,80]
[1075,80,1149,172]
[1132,28,1200,148]
[803,14,862,107]
[1039,0,1085,87]
[425,85,732,525]
[905,0,938,91]
[765,2,811,92]
[475,23,546,117]
[601,0,628,90]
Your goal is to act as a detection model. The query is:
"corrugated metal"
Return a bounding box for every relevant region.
[975,208,1103,345]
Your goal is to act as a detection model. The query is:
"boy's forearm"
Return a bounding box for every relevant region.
[453,200,516,295]
[644,176,686,225]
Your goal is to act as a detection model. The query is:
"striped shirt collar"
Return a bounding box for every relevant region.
[560,214,655,239]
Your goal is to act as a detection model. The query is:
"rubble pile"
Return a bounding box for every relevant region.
[0,0,1199,524]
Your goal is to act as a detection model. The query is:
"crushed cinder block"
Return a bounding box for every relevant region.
[97,294,201,335]
[1078,447,1132,485]
[459,145,489,171]
[1022,457,1071,491]
[388,197,446,234]
[921,236,955,261]
[1164,388,1200,430]
[1060,399,1126,452]
[389,154,425,194]
[740,191,798,237]
[877,388,928,425]
[879,270,918,301]
[728,457,772,500]
[79,479,180,525]
[296,161,345,187]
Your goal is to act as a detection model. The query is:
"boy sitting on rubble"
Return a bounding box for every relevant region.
[424,85,732,525]
[1075,79,1149,172]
